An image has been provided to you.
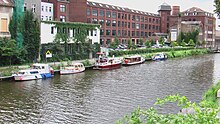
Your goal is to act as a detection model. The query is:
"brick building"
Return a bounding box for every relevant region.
[0,0,14,37]
[169,6,216,47]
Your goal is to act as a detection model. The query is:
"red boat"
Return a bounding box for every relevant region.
[93,53,122,70]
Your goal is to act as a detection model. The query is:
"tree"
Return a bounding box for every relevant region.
[139,38,144,45]
[214,0,220,18]
[171,41,178,47]
[128,39,133,49]
[159,37,165,46]
[110,37,120,49]
[188,39,195,46]
[22,10,40,62]
[145,40,151,48]
[181,39,186,47]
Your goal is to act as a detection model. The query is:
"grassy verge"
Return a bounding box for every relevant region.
[200,81,220,108]
[0,67,19,77]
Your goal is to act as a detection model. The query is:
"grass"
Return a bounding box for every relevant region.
[0,67,19,77]
[200,81,220,108]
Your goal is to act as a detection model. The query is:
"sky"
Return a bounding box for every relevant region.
[89,0,215,14]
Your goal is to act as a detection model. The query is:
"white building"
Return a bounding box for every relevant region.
[41,2,53,21]
[40,21,100,45]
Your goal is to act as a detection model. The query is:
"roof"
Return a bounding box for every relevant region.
[87,1,160,17]
[0,0,13,7]
[182,7,206,13]
[158,2,171,11]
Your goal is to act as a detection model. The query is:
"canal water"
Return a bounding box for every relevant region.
[0,54,220,123]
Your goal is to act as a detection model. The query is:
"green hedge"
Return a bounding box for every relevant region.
[109,47,195,57]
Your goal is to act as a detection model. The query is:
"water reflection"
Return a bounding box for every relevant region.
[0,54,220,123]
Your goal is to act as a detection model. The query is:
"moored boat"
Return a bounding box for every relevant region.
[13,63,54,81]
[93,52,122,70]
[60,63,85,75]
[123,55,145,66]
[152,53,167,61]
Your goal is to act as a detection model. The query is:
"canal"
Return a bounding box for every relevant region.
[0,54,220,123]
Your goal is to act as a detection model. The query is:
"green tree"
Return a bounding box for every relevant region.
[110,37,120,49]
[188,39,195,46]
[22,10,40,62]
[139,38,144,45]
[159,37,165,46]
[171,41,178,47]
[128,39,133,49]
[214,0,220,18]
[181,39,186,47]
[145,40,151,48]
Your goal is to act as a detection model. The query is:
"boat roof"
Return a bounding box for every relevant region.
[19,69,39,72]
[33,63,49,66]
[71,63,84,66]
[125,55,142,59]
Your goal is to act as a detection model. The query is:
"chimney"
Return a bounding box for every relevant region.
[172,6,180,16]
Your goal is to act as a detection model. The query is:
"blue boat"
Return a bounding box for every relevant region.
[152,53,167,61]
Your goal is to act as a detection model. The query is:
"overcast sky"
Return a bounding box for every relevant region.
[89,0,215,14]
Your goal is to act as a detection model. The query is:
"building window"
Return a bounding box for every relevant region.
[132,15,135,21]
[51,27,54,34]
[112,30,116,36]
[32,4,36,13]
[132,23,135,29]
[49,7,52,12]
[60,5,66,12]
[0,18,8,32]
[118,13,121,19]
[92,18,98,24]
[112,12,117,18]
[145,24,148,30]
[60,16,65,22]
[46,16,48,21]
[99,19,104,25]
[106,20,111,26]
[118,21,121,27]
[128,22,130,28]
[118,30,121,36]
[100,10,104,17]
[87,9,91,16]
[141,24,144,30]
[136,24,140,29]
[100,29,104,35]
[141,17,144,22]
[136,16,140,21]
[132,31,135,36]
[112,20,116,27]
[106,11,111,18]
[136,31,140,36]
[87,18,91,23]
[41,6,44,12]
[24,3,27,11]
[106,30,111,35]
[41,16,44,20]
[145,17,148,22]
[45,6,48,12]
[92,9,98,16]
[49,16,52,21]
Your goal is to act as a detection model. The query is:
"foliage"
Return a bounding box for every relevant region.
[22,10,40,62]
[0,38,26,66]
[181,39,186,47]
[145,40,151,48]
[214,0,220,18]
[110,37,120,49]
[116,95,220,124]
[128,39,133,49]
[188,39,195,46]
[177,29,199,46]
[159,37,165,46]
[171,41,179,47]
[139,38,144,45]
[82,59,92,67]
[201,81,220,108]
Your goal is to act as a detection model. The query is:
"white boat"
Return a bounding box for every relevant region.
[123,55,145,66]
[152,53,167,61]
[13,63,54,81]
[60,63,85,75]
[93,52,122,70]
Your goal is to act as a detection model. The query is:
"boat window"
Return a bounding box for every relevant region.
[42,66,45,69]
[33,66,41,69]
[18,72,25,74]
[30,71,39,74]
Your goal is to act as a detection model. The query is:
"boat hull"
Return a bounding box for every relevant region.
[122,59,145,66]
[60,69,85,75]
[13,73,53,81]
[93,63,121,70]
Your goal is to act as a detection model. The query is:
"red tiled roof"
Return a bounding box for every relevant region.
[87,1,160,17]
[0,0,14,7]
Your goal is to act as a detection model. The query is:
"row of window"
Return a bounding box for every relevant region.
[100,29,154,37]
[41,16,52,21]
[50,27,97,37]
[87,9,160,23]
[87,18,159,30]
[41,5,52,12]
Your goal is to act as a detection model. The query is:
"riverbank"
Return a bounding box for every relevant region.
[0,48,211,81]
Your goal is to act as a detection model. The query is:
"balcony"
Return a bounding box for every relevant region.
[0,32,11,37]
